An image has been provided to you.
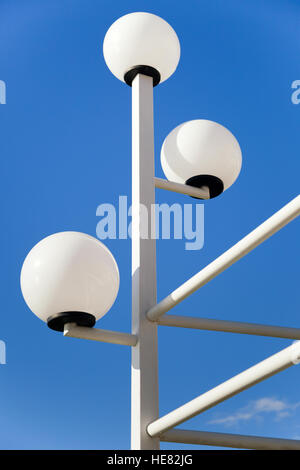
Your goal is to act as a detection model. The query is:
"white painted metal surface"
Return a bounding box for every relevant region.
[148,194,300,320]
[63,323,137,346]
[160,429,300,450]
[158,314,300,339]
[154,177,209,199]
[131,74,159,450]
[147,341,300,437]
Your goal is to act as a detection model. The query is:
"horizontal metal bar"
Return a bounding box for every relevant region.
[154,177,210,199]
[158,314,300,339]
[147,341,300,437]
[148,195,300,321]
[160,429,300,450]
[63,323,138,346]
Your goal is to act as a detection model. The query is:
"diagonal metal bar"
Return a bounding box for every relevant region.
[154,177,210,199]
[147,195,300,321]
[158,314,300,339]
[147,341,300,437]
[160,429,300,450]
[63,323,137,346]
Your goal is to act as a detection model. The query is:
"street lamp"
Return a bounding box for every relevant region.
[20,231,119,331]
[161,119,242,198]
[103,12,180,85]
[20,11,300,451]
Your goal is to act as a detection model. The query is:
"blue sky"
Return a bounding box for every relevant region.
[1,0,300,450]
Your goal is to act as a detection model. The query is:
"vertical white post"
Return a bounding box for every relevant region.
[131,74,159,450]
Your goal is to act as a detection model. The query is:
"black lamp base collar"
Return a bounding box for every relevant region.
[47,312,96,332]
[124,65,161,87]
[185,175,224,199]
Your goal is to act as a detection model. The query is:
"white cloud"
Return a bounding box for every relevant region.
[253,397,287,412]
[208,397,300,427]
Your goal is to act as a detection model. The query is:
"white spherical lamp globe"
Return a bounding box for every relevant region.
[20,232,120,331]
[103,12,180,85]
[161,120,242,198]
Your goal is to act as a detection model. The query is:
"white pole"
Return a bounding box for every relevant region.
[63,323,137,346]
[158,314,300,340]
[154,177,210,199]
[147,341,300,437]
[131,74,159,450]
[160,429,300,450]
[148,195,300,321]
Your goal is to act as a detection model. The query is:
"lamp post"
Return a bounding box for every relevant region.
[20,12,300,451]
